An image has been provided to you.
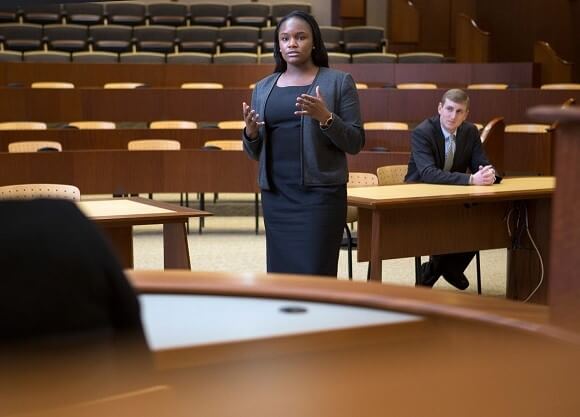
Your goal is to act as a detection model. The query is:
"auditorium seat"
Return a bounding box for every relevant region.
[21,4,63,25]
[219,26,260,53]
[0,50,21,62]
[396,83,438,89]
[31,81,74,89]
[149,120,197,129]
[258,52,275,64]
[104,82,145,89]
[0,122,47,130]
[504,124,551,133]
[363,122,409,130]
[22,50,70,63]
[352,52,397,63]
[540,83,580,90]
[62,2,105,25]
[260,26,275,53]
[213,52,258,64]
[0,6,19,23]
[271,3,311,24]
[8,140,61,153]
[133,25,176,54]
[343,26,385,54]
[398,52,445,63]
[0,23,43,52]
[68,121,116,129]
[467,83,508,89]
[89,24,134,53]
[166,52,212,64]
[44,24,89,53]
[147,2,188,26]
[230,3,270,28]
[327,52,351,64]
[72,50,118,63]
[189,3,228,27]
[105,2,146,26]
[181,82,223,89]
[120,51,166,64]
[320,26,343,52]
[176,26,218,54]
[217,120,245,129]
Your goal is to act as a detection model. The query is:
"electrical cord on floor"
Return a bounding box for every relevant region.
[506,202,544,302]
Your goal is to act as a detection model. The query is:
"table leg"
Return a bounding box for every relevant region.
[101,226,133,269]
[369,210,383,282]
[163,222,191,269]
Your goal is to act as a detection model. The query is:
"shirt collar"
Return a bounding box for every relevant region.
[440,124,456,140]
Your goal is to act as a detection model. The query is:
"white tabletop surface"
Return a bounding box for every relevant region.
[140,294,422,350]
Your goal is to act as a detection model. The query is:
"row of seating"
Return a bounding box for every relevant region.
[0,120,552,133]
[0,23,385,55]
[0,50,447,64]
[0,2,311,27]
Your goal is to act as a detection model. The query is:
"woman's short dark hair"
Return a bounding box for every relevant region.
[273,10,329,73]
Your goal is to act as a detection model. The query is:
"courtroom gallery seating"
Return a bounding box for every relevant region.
[328,52,351,64]
[133,25,176,54]
[72,50,118,63]
[176,26,219,54]
[271,3,311,24]
[62,2,105,25]
[0,50,21,62]
[342,26,385,54]
[351,52,397,63]
[23,50,70,62]
[89,24,133,53]
[20,4,63,25]
[319,26,343,52]
[218,26,260,53]
[120,51,166,64]
[397,52,445,63]
[213,52,258,64]
[229,3,270,28]
[166,52,212,64]
[147,2,188,26]
[189,3,229,27]
[260,26,275,53]
[0,23,43,51]
[106,1,147,26]
[43,23,89,53]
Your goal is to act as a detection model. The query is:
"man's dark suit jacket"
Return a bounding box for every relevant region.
[405,115,490,184]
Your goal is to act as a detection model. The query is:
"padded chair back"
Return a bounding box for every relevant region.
[72,51,118,63]
[396,83,438,89]
[181,82,223,89]
[327,52,351,63]
[398,52,445,63]
[8,140,61,152]
[43,23,89,52]
[346,172,378,223]
[343,26,384,54]
[217,120,245,129]
[21,4,62,25]
[128,139,181,150]
[89,24,133,53]
[189,3,229,27]
[230,3,270,27]
[176,26,218,53]
[0,23,43,51]
[467,83,508,90]
[148,3,188,26]
[23,51,70,63]
[0,122,47,130]
[203,140,243,150]
[149,120,197,129]
[213,52,258,64]
[376,164,408,186]
[31,81,75,89]
[504,124,551,133]
[68,121,116,129]
[320,26,343,52]
[63,2,105,25]
[540,83,580,90]
[352,52,397,63]
[133,25,176,53]
[0,183,80,200]
[105,2,146,26]
[219,26,260,53]
[166,52,212,64]
[364,122,409,131]
[104,82,145,89]
[120,52,165,64]
[0,50,22,62]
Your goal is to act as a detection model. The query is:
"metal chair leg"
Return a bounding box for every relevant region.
[476,251,482,295]
[198,192,205,234]
[255,193,259,235]
[414,256,422,286]
[345,224,353,279]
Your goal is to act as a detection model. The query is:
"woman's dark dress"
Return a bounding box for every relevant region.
[261,84,346,276]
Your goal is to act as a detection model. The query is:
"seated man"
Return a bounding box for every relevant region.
[405,88,496,290]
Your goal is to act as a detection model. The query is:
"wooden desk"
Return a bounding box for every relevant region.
[124,270,580,417]
[79,198,210,269]
[0,62,538,88]
[0,150,410,194]
[348,177,555,303]
[0,87,576,124]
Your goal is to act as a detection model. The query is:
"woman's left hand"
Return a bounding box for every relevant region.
[295,85,331,123]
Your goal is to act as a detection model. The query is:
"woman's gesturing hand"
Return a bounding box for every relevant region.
[295,86,332,123]
[242,101,264,140]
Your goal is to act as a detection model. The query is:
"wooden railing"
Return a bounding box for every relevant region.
[534,41,573,85]
[455,13,490,63]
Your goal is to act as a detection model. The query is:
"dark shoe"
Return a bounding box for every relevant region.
[417,262,440,288]
[442,272,469,290]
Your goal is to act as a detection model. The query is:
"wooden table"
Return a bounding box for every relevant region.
[78,198,210,269]
[347,177,555,303]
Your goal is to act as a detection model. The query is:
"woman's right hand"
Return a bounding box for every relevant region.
[242,102,264,140]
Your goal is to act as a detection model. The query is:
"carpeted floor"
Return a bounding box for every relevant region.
[126,193,508,298]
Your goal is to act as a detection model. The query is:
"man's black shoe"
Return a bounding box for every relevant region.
[442,272,469,290]
[417,262,440,288]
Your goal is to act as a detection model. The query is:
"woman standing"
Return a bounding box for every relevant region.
[242,11,364,276]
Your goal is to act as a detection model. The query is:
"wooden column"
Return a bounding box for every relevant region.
[528,106,580,332]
